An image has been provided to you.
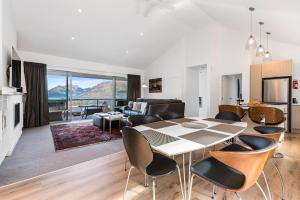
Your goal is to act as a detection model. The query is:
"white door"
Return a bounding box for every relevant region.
[199,67,208,117]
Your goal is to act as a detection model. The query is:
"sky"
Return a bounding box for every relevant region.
[47,74,106,90]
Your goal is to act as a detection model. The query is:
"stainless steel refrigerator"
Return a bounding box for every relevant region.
[262,76,291,131]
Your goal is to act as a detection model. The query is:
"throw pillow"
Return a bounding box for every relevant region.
[128,101,134,108]
[140,103,148,115]
[132,102,142,111]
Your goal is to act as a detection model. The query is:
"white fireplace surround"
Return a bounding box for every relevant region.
[0,93,23,165]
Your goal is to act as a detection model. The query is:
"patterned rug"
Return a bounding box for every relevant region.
[50,121,122,151]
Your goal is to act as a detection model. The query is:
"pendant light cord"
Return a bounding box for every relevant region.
[258,22,264,45]
[266,34,269,50]
[250,11,253,34]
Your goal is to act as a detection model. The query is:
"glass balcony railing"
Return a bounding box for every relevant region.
[48,98,127,122]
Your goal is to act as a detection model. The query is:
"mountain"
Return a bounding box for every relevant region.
[48,81,127,99]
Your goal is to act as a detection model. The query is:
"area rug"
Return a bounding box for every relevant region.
[50,121,122,151]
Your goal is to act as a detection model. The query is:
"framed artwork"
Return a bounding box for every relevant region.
[149,78,162,93]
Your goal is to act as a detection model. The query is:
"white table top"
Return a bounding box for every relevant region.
[134,117,247,156]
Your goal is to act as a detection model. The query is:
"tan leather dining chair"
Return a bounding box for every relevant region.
[219,105,246,119]
[188,138,277,200]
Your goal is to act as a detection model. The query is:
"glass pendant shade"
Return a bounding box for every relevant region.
[246,7,256,50]
[256,44,265,57]
[264,32,272,61]
[246,35,257,49]
[256,22,265,57]
[264,51,272,61]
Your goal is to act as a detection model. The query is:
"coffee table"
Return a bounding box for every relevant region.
[103,114,127,133]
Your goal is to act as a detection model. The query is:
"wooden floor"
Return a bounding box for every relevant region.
[0,133,299,200]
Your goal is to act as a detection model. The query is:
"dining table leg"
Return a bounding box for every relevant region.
[188,152,192,188]
[181,152,193,200]
[182,153,186,200]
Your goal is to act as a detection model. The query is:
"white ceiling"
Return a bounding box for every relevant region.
[12,0,300,69]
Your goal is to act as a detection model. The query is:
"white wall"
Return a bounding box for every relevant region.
[1,0,17,87]
[144,21,300,117]
[144,40,186,99]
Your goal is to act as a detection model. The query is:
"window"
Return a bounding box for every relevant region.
[47,70,127,122]
[116,79,127,100]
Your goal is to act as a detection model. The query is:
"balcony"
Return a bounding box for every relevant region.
[48,98,126,122]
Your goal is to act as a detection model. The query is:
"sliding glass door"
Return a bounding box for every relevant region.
[47,71,72,122]
[47,70,127,122]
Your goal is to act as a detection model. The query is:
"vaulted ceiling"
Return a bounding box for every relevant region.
[12,0,300,68]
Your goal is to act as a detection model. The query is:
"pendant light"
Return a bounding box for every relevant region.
[256,22,265,57]
[264,32,272,61]
[245,7,257,49]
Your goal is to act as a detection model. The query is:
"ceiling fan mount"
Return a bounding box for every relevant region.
[136,0,181,17]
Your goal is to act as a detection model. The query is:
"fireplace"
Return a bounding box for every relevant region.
[14,103,20,127]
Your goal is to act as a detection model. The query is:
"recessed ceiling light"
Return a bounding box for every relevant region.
[71,37,75,41]
[126,50,129,54]
[78,9,83,13]
[140,32,144,36]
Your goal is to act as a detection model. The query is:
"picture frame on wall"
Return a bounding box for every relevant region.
[149,78,162,93]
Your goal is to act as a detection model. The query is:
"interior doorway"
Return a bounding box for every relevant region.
[221,74,243,105]
[185,65,209,117]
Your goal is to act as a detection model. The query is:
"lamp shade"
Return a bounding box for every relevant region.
[256,45,265,57]
[264,51,272,61]
[246,35,257,49]
[142,83,148,88]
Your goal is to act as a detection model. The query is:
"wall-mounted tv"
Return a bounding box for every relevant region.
[7,47,22,89]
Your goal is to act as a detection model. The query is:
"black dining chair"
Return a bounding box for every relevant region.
[215,111,241,144]
[122,127,184,200]
[127,115,162,127]
[215,111,241,122]
[124,115,163,172]
[188,137,277,200]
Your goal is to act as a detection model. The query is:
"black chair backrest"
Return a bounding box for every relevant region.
[157,112,184,120]
[128,115,162,127]
[215,111,241,122]
[122,127,153,173]
[239,135,275,151]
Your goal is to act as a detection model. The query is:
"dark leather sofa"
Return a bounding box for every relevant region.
[122,98,185,117]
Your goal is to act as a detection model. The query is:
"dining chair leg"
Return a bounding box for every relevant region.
[152,177,157,200]
[202,149,206,159]
[234,192,242,200]
[211,185,216,199]
[124,158,127,171]
[188,174,195,200]
[176,165,185,200]
[123,166,134,200]
[256,182,268,200]
[272,160,285,200]
[144,174,149,187]
[261,171,272,200]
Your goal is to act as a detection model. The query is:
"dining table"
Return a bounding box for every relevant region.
[133,117,247,200]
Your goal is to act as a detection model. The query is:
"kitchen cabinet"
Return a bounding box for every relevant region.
[292,105,300,130]
[261,60,293,78]
[250,63,262,101]
[250,59,293,101]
